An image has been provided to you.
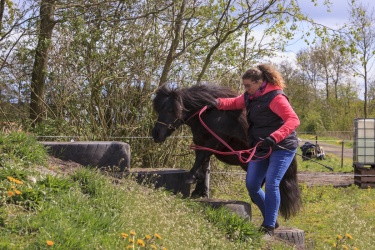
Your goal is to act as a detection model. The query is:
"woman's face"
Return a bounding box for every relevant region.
[242,79,262,95]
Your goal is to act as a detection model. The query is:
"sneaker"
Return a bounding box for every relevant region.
[261,220,279,229]
[259,226,275,236]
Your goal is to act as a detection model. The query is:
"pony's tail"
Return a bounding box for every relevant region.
[279,156,301,219]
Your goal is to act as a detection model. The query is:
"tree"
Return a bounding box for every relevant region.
[346,2,375,118]
[29,0,56,126]
[157,0,333,86]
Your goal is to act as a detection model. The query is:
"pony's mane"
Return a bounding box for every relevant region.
[153,83,239,118]
[180,84,238,111]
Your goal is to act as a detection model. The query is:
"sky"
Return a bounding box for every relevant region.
[279,0,375,58]
[266,0,375,97]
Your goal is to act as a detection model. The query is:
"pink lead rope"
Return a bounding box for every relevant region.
[189,105,272,164]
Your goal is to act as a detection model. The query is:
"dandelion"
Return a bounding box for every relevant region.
[154,233,162,240]
[342,245,349,250]
[7,176,15,182]
[137,239,145,247]
[14,179,23,185]
[337,235,343,240]
[345,233,353,239]
[150,245,157,250]
[14,190,22,195]
[353,247,359,250]
[129,239,134,243]
[161,247,168,250]
[332,243,337,247]
[7,176,23,185]
[126,245,133,249]
[11,185,15,189]
[121,233,129,239]
[46,240,54,246]
[145,235,151,240]
[130,230,136,236]
[7,191,14,197]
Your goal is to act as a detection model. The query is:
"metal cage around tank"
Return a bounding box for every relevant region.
[353,118,375,188]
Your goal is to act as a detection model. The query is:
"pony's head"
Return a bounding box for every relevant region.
[152,84,184,143]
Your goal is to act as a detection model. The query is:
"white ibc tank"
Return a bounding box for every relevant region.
[354,118,375,164]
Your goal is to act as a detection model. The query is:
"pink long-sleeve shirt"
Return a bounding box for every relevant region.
[217,84,300,143]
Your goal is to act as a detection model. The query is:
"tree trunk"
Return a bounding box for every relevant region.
[158,0,186,86]
[0,0,5,34]
[29,0,56,126]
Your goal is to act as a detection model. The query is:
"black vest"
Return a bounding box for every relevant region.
[244,90,298,152]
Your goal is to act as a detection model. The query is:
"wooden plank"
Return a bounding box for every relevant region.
[354,181,375,188]
[354,176,375,182]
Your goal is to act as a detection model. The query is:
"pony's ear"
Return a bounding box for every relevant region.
[159,83,178,95]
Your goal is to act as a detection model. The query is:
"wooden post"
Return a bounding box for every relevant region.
[341,141,344,168]
[205,163,210,198]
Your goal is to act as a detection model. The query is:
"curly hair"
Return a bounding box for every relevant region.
[242,63,285,89]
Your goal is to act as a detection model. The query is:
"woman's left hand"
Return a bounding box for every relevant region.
[262,136,276,147]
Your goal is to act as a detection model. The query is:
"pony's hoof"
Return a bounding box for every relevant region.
[190,191,208,199]
[185,176,197,184]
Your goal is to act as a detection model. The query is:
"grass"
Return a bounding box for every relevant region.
[297,148,353,173]
[211,172,375,250]
[1,132,374,249]
[1,132,271,249]
[1,167,266,249]
[209,152,375,250]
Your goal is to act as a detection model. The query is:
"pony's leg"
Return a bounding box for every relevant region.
[191,158,210,198]
[186,150,211,184]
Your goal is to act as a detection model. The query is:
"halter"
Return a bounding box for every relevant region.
[154,118,182,131]
[154,107,201,131]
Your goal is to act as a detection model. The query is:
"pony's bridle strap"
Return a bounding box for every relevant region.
[155,119,181,131]
[154,109,201,131]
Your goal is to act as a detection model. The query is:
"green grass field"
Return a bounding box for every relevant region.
[1,132,374,249]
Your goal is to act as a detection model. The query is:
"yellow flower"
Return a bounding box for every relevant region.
[126,245,133,249]
[121,233,129,239]
[130,230,136,236]
[46,240,54,246]
[342,245,349,250]
[11,185,15,189]
[161,247,168,250]
[129,239,134,243]
[345,233,353,239]
[154,233,162,240]
[137,239,145,247]
[353,247,359,250]
[15,190,22,195]
[145,234,151,240]
[337,235,343,240]
[151,245,157,250]
[332,243,336,247]
[7,191,14,197]
[14,179,23,185]
[7,176,15,182]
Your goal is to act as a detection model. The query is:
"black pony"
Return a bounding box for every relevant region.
[152,83,301,219]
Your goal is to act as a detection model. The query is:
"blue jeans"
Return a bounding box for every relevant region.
[246,148,296,227]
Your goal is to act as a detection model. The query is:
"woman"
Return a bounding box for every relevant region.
[215,63,300,236]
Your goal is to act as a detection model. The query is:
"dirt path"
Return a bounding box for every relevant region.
[298,140,353,159]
